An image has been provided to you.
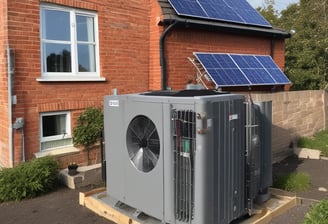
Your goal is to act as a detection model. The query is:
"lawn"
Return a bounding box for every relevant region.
[298,129,328,157]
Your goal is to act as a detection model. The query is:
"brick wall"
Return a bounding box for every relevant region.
[252,90,328,162]
[0,0,10,167]
[163,28,286,90]
[149,0,164,90]
[5,0,151,165]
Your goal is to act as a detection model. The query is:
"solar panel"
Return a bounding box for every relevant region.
[225,0,271,27]
[194,53,291,87]
[168,0,272,28]
[170,0,208,18]
[255,56,291,83]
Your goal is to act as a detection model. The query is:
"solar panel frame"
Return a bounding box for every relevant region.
[194,52,291,87]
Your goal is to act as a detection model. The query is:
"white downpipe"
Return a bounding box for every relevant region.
[7,46,13,167]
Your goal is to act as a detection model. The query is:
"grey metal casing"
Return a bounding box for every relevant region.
[104,92,247,223]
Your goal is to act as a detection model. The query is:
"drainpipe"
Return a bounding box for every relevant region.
[160,21,179,90]
[270,37,275,58]
[6,46,14,167]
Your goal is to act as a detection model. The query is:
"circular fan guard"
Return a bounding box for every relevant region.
[126,115,160,172]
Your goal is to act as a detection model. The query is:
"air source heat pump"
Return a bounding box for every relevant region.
[103,90,272,224]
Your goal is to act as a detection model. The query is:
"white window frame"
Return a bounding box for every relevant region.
[38,4,104,82]
[40,111,72,151]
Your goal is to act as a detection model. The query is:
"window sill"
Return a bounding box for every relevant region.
[35,146,80,158]
[36,77,106,82]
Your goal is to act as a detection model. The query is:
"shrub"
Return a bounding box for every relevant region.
[73,107,103,164]
[0,156,59,202]
[303,199,328,224]
[73,107,103,148]
[273,172,310,192]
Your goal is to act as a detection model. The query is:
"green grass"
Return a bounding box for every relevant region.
[303,199,328,224]
[297,129,328,157]
[273,172,310,192]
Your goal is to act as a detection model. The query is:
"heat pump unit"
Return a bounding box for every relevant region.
[103,90,272,224]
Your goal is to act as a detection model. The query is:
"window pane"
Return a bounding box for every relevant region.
[42,9,70,41]
[42,114,66,137]
[44,43,72,72]
[78,44,96,72]
[76,15,95,42]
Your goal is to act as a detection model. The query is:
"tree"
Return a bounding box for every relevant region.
[257,4,280,26]
[281,0,328,90]
[258,0,328,90]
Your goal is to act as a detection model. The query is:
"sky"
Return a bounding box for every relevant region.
[247,0,299,11]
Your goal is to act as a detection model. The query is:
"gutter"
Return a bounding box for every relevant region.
[160,17,291,39]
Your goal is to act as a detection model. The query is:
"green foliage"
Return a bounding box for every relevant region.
[303,199,328,224]
[0,157,59,202]
[258,0,328,90]
[257,4,280,25]
[73,107,104,147]
[273,172,310,192]
[297,129,328,157]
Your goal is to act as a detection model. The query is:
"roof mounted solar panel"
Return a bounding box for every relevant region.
[169,0,208,17]
[168,0,272,28]
[194,53,291,87]
[225,0,271,27]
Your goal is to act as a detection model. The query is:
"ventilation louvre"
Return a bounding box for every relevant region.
[173,110,196,222]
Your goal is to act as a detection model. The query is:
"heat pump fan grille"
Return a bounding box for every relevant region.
[126,115,160,173]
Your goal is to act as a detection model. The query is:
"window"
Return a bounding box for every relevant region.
[40,111,72,151]
[39,5,104,81]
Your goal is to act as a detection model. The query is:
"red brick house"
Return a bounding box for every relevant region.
[0,0,290,167]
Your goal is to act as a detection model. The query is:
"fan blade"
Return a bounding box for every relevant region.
[131,147,144,171]
[144,147,159,168]
[126,115,160,172]
[128,125,143,142]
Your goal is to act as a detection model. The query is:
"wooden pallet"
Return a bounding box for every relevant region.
[241,188,300,224]
[79,188,299,224]
[79,187,160,224]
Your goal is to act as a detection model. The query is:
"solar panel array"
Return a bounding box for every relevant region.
[194,53,291,87]
[168,0,271,28]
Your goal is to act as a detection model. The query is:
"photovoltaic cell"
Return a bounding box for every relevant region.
[256,56,279,68]
[201,1,243,23]
[242,69,276,84]
[267,69,291,83]
[169,0,207,17]
[168,0,271,28]
[194,53,291,87]
[230,55,262,68]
